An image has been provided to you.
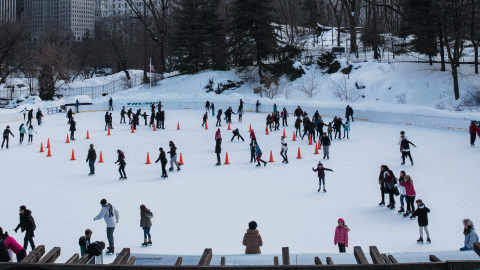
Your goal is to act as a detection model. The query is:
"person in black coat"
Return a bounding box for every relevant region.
[159,111,165,129]
[66,109,73,124]
[108,97,113,111]
[216,109,222,126]
[104,112,110,130]
[334,117,344,139]
[86,144,97,175]
[345,105,354,122]
[231,128,244,141]
[69,117,76,140]
[410,199,431,243]
[87,241,105,258]
[205,101,210,112]
[127,108,133,122]
[115,150,127,179]
[14,206,36,251]
[120,107,126,124]
[2,126,14,149]
[215,138,222,165]
[142,112,149,125]
[155,147,168,178]
[27,109,33,126]
[36,109,43,126]
[155,111,161,129]
[320,133,331,159]
[400,135,416,165]
[295,117,302,137]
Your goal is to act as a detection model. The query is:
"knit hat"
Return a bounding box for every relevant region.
[20,205,26,211]
[318,162,323,166]
[463,219,474,227]
[338,218,345,223]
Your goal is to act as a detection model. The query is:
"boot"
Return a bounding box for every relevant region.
[403,211,410,217]
[389,204,395,210]
[398,207,405,213]
[148,240,152,246]
[426,238,431,243]
[386,203,392,208]
[142,238,148,246]
[169,168,173,172]
[417,237,423,243]
[106,247,115,254]
[379,201,385,206]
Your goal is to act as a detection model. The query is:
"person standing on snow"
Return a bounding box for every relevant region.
[120,107,126,124]
[86,144,97,176]
[155,147,168,178]
[93,199,119,255]
[312,162,333,192]
[294,106,303,117]
[254,142,267,167]
[115,149,127,179]
[36,109,43,126]
[104,112,110,130]
[239,99,245,110]
[142,112,148,126]
[327,122,333,140]
[2,126,14,149]
[320,132,331,159]
[216,109,222,127]
[14,205,36,252]
[109,113,114,129]
[334,218,350,253]
[469,121,477,146]
[159,110,165,129]
[140,205,153,246]
[127,108,133,123]
[108,97,113,111]
[69,117,76,140]
[76,99,80,113]
[27,125,36,145]
[18,123,25,145]
[400,135,416,165]
[167,141,181,171]
[281,108,288,127]
[21,107,27,121]
[27,109,33,126]
[273,103,277,113]
[231,128,244,141]
[410,199,431,244]
[397,170,406,214]
[66,108,73,124]
[345,105,354,122]
[460,219,479,251]
[385,170,397,210]
[202,112,208,127]
[280,136,288,163]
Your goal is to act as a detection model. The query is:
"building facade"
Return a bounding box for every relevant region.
[0,0,16,22]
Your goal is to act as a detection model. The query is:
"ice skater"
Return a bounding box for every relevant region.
[108,97,113,111]
[14,205,36,252]
[0,228,27,262]
[343,121,350,139]
[334,218,350,253]
[250,129,257,145]
[115,149,127,179]
[237,106,243,122]
[410,199,431,244]
[231,128,244,141]
[155,147,168,178]
[93,199,119,255]
[378,165,389,206]
[249,142,256,163]
[36,109,43,126]
[18,123,25,144]
[202,112,208,127]
[400,134,416,165]
[2,126,14,149]
[86,144,97,175]
[27,125,36,145]
[140,205,153,246]
[120,107,126,124]
[280,136,288,163]
[254,142,267,167]
[312,162,333,192]
[215,137,222,166]
[281,108,288,126]
[69,117,76,141]
[142,112,148,126]
[469,121,477,146]
[216,109,222,126]
[320,132,331,159]
[295,117,302,137]
[401,175,416,217]
[167,141,181,171]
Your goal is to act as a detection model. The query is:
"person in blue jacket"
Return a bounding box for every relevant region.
[343,121,350,139]
[254,142,267,167]
[460,219,479,251]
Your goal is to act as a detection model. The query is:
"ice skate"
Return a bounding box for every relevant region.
[417,237,423,243]
[426,238,431,243]
[398,207,404,213]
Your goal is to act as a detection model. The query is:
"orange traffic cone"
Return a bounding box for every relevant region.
[292,131,296,141]
[314,144,319,154]
[318,141,322,150]
[98,151,104,163]
[308,135,313,145]
[224,152,230,165]
[131,125,135,133]
[268,150,275,162]
[46,148,52,157]
[249,124,252,132]
[39,143,44,153]
[205,122,208,130]
[108,127,111,135]
[153,124,156,131]
[296,147,302,159]
[66,134,70,143]
[228,122,231,130]
[283,129,286,138]
[70,149,76,160]
[266,126,269,135]
[86,131,90,139]
[145,152,151,164]
[177,122,180,130]
[179,153,184,165]
[47,138,51,148]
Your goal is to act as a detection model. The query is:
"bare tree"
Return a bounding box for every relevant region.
[329,75,360,101]
[300,71,319,98]
[328,0,345,47]
[341,0,362,56]
[0,22,32,84]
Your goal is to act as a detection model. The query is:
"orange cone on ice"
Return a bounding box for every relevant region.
[268,150,274,162]
[266,126,269,135]
[179,153,184,165]
[47,148,52,157]
[70,149,76,160]
[131,125,135,133]
[98,151,104,163]
[66,134,70,143]
[249,124,252,132]
[314,144,319,154]
[86,131,90,139]
[47,138,51,148]
[292,132,296,141]
[308,135,313,145]
[318,141,322,150]
[39,143,44,153]
[108,127,111,135]
[296,147,302,159]
[153,124,156,131]
[145,152,151,164]
[177,122,180,130]
[205,122,208,130]
[283,129,286,138]
[224,152,230,165]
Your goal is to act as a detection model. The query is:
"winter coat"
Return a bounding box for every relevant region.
[15,210,36,232]
[470,122,478,134]
[294,108,303,117]
[216,110,222,119]
[255,145,262,155]
[385,175,396,190]
[27,127,36,136]
[168,145,177,158]
[400,139,415,152]
[321,136,331,146]
[115,152,126,166]
[295,118,302,129]
[19,126,25,134]
[140,210,153,229]
[87,241,103,257]
[121,109,126,116]
[215,139,222,154]
[232,129,240,136]
[69,121,76,132]
[3,128,13,138]
[400,181,416,196]
[334,225,349,247]
[397,177,406,195]
[477,128,480,138]
[250,131,256,139]
[334,119,343,130]
[156,151,168,164]
[86,148,96,162]
[281,141,287,150]
[36,111,43,119]
[0,241,10,262]
[159,111,165,121]
[3,236,23,254]
[215,130,222,141]
[327,125,333,134]
[79,236,91,256]
[343,123,350,131]
[242,229,263,254]
[94,204,119,228]
[464,227,479,250]
[67,110,73,118]
[203,114,208,122]
[411,204,430,226]
[313,166,333,178]
[378,170,388,189]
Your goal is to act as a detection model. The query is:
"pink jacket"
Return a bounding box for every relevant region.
[215,130,222,141]
[334,226,349,247]
[250,131,256,139]
[400,181,416,196]
[3,236,23,254]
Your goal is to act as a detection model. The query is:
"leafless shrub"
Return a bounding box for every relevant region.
[300,71,319,98]
[329,75,360,101]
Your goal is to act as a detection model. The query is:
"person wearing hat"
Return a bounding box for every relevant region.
[94,199,119,255]
[155,147,168,178]
[469,121,477,146]
[2,126,14,149]
[69,117,76,141]
[334,218,350,253]
[14,205,36,251]
[86,144,97,175]
[460,219,479,251]
[312,162,333,192]
[242,221,263,254]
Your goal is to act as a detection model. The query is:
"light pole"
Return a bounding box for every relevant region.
[143,1,148,84]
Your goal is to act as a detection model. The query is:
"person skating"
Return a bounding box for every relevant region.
[398,131,408,156]
[397,171,406,213]
[378,165,389,206]
[312,162,333,192]
[239,99,245,110]
[120,107,126,124]
[216,109,222,126]
[301,115,310,139]
[334,117,343,140]
[69,117,76,140]
[410,199,431,243]
[127,108,133,123]
[104,112,110,130]
[295,117,302,137]
[211,102,215,116]
[109,113,114,129]
[21,107,27,121]
[215,137,222,166]
[274,112,280,131]
[155,110,161,129]
[2,126,14,149]
[155,147,168,178]
[401,175,416,217]
[345,105,354,122]
[250,129,257,145]
[280,136,288,163]
[142,112,149,126]
[242,221,263,254]
[115,149,127,179]
[255,100,260,113]
[149,111,155,127]
[202,112,208,127]
[79,229,92,256]
[281,108,288,126]
[308,120,316,143]
[249,142,256,162]
[343,121,350,139]
[225,107,235,123]
[0,228,27,262]
[36,109,43,126]
[231,128,244,141]
[140,205,153,246]
[460,219,479,251]
[18,123,25,145]
[254,142,267,167]
[400,135,416,165]
[76,99,80,113]
[167,141,181,171]
[27,125,36,145]
[14,205,36,252]
[334,219,349,253]
[159,110,165,129]
[273,103,277,113]
[385,170,397,210]
[86,144,97,175]
[327,123,333,140]
[316,118,325,138]
[93,199,119,255]
[294,106,303,117]
[470,121,477,146]
[313,110,320,123]
[320,133,331,159]
[237,106,243,122]
[266,114,273,131]
[66,108,73,124]
[205,101,210,112]
[108,97,113,111]
[27,109,33,126]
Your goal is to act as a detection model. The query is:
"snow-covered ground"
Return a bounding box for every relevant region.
[0,109,478,263]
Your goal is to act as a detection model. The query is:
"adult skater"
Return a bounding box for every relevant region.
[140,205,153,246]
[410,199,431,243]
[205,101,210,112]
[36,109,43,126]
[115,149,127,179]
[250,129,257,144]
[202,112,208,127]
[127,108,133,123]
[345,105,354,122]
[294,106,303,117]
[255,100,260,113]
[76,99,79,113]
[266,114,273,131]
[280,136,288,163]
[327,123,333,140]
[149,111,155,127]
[216,109,222,127]
[18,123,25,145]
[27,125,36,145]
[470,121,477,146]
[301,116,310,139]
[273,103,277,113]
[316,118,325,138]
[79,229,92,256]
[21,107,27,121]
[14,205,36,252]
[249,142,256,162]
[69,117,76,140]
[460,219,479,251]
[108,97,113,111]
[320,132,331,159]
[378,165,389,206]
[120,107,126,124]
[400,135,416,165]
[343,121,350,139]
[93,199,119,255]
[274,112,280,131]
[401,175,416,217]
[2,126,14,149]
[104,112,110,130]
[211,102,215,116]
[254,142,267,167]
[385,170,397,210]
[66,108,73,124]
[334,219,350,253]
[231,128,244,141]
[27,109,33,126]
[151,103,156,116]
[155,110,161,129]
[313,110,320,123]
[334,117,343,139]
[109,113,113,129]
[281,107,288,126]
[0,228,27,262]
[295,117,302,137]
[239,99,245,110]
[312,162,333,192]
[155,147,168,178]
[237,106,243,122]
[215,136,222,166]
[242,221,263,254]
[159,110,165,129]
[167,141,181,171]
[397,171,406,213]
[398,131,408,155]
[142,112,148,126]
[86,144,97,175]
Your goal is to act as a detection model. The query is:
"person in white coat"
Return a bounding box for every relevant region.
[93,199,119,255]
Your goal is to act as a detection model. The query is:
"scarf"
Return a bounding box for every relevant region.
[106,203,114,217]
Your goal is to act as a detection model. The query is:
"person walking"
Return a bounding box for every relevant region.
[36,109,43,126]
[167,141,181,171]
[109,113,114,129]
[108,97,113,111]
[410,199,431,243]
[120,107,126,124]
[239,99,245,110]
[320,133,331,159]
[155,147,168,178]
[27,125,36,145]
[397,171,406,213]
[242,221,263,254]
[79,229,92,256]
[115,150,127,179]
[378,165,389,206]
[18,123,25,145]
[86,144,97,176]
[93,199,119,255]
[460,219,479,251]
[159,110,165,129]
[334,219,350,253]
[231,128,244,141]
[254,142,267,167]
[401,175,416,217]
[295,117,302,137]
[215,136,222,166]
[470,121,477,146]
[312,162,333,192]
[0,228,27,262]
[400,135,416,165]
[27,109,33,126]
[14,205,36,252]
[282,107,288,126]
[140,205,153,246]
[2,126,14,149]
[280,136,288,163]
[69,117,76,141]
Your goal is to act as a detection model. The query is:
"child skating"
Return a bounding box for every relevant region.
[312,162,333,192]
[334,218,350,253]
[410,199,431,243]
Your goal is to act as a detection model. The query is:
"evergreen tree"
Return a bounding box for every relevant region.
[228,0,280,78]
[38,65,55,100]
[202,0,227,70]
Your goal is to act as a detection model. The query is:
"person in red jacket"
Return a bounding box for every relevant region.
[312,162,333,192]
[470,121,478,146]
[0,228,26,262]
[334,218,350,253]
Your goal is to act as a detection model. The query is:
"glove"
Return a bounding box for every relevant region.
[14,228,18,233]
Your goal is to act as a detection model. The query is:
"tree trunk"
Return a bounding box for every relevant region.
[451,63,460,100]
[372,0,379,59]
[474,43,479,74]
[439,30,446,71]
[429,55,433,65]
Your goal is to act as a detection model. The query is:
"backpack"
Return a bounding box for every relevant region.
[87,242,103,257]
[0,241,10,262]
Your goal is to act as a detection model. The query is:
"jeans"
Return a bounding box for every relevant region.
[107,227,115,250]
[256,154,266,164]
[170,155,180,170]
[109,105,113,111]
[322,145,330,158]
[161,162,167,176]
[118,165,126,178]
[318,177,325,187]
[338,243,346,253]
[24,230,35,250]
[399,194,406,208]
[143,227,151,239]
[28,135,33,143]
[89,160,95,174]
[280,149,288,162]
[2,137,9,148]
[282,118,287,126]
